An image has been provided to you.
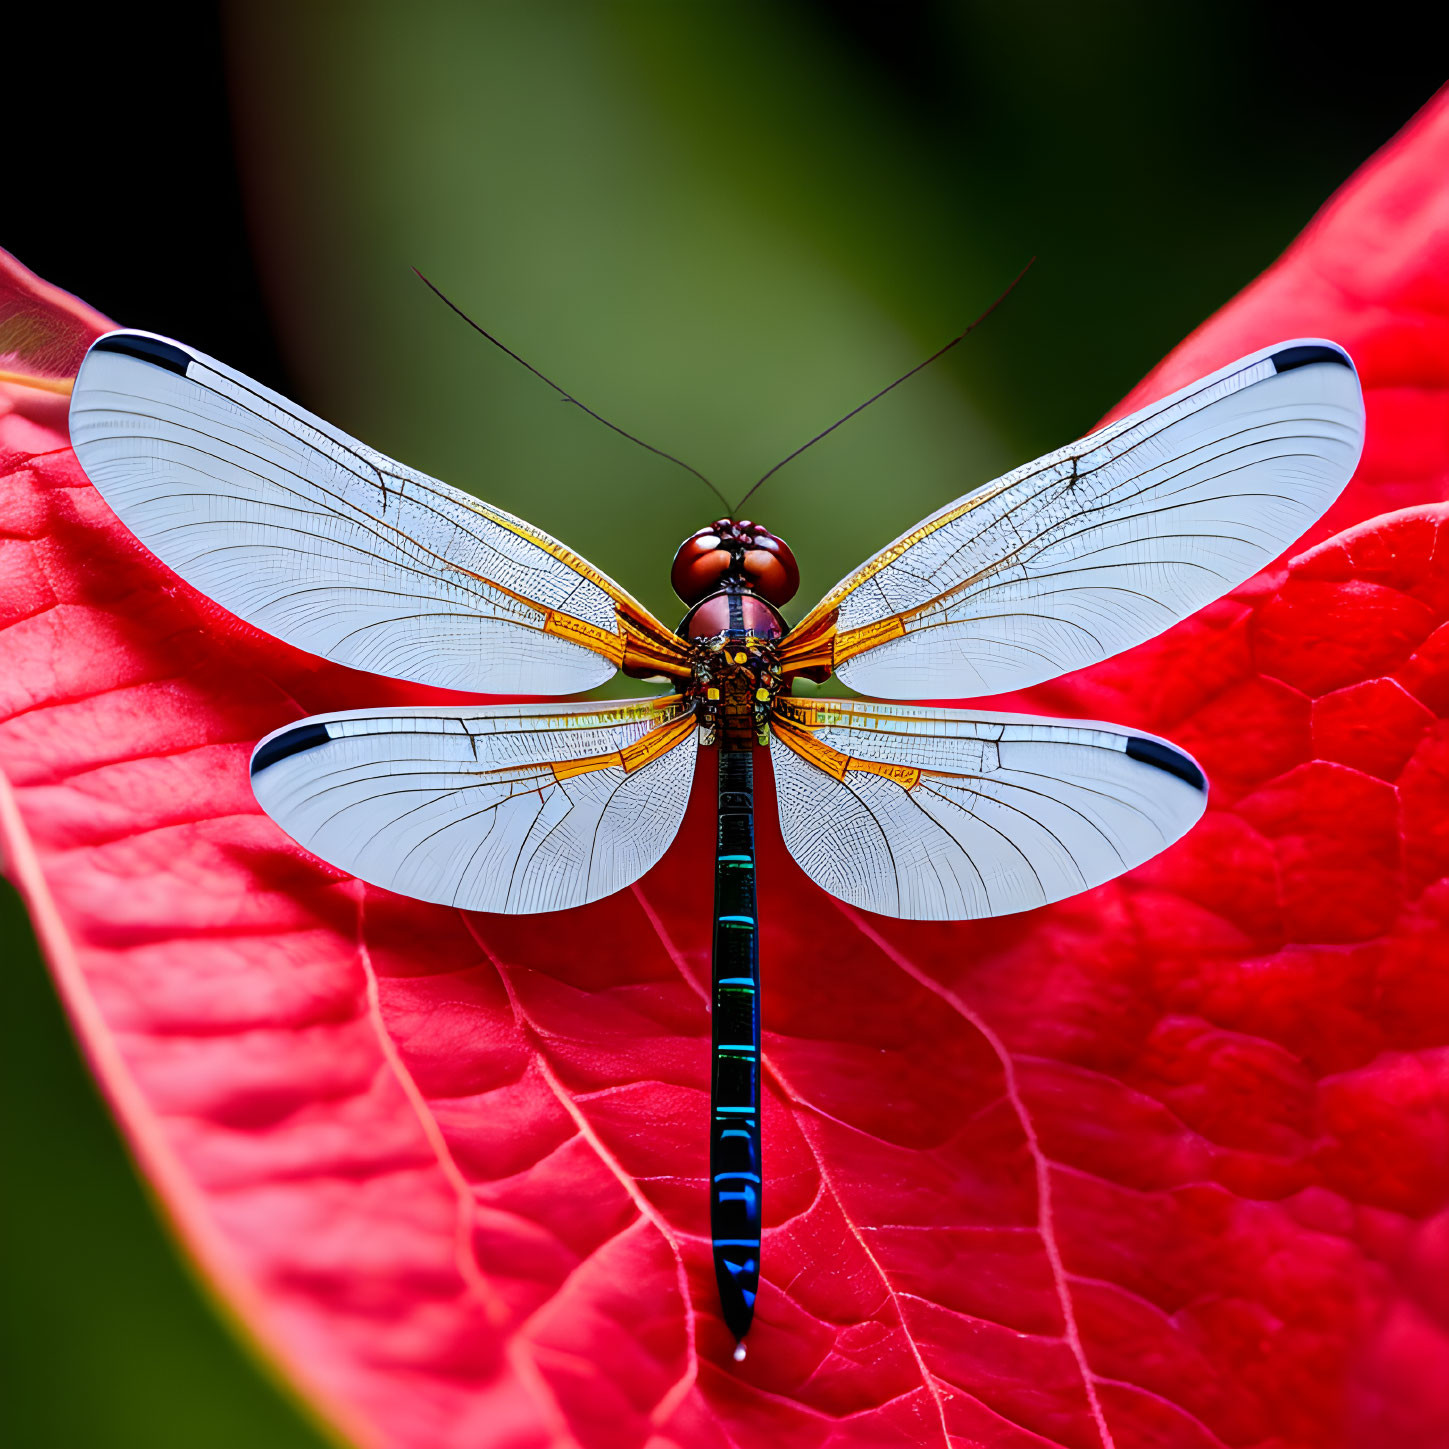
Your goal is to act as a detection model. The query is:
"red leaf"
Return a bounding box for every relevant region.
[4,91,1449,1449]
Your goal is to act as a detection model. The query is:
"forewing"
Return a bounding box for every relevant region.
[771,696,1206,920]
[780,340,1364,697]
[69,331,688,693]
[251,696,697,914]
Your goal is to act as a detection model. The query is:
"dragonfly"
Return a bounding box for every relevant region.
[67,322,1364,1357]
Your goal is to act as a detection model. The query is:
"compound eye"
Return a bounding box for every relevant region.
[671,534,732,603]
[741,541,799,605]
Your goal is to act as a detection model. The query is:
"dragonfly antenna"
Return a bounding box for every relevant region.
[732,257,1036,517]
[412,267,731,513]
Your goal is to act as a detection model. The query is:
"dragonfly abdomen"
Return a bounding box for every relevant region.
[711,743,762,1347]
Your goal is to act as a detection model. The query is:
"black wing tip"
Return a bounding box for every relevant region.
[251,722,332,775]
[1125,736,1207,792]
[1271,343,1353,375]
[92,332,192,376]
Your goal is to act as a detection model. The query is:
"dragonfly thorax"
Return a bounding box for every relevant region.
[680,587,786,642]
[673,521,795,747]
[687,628,784,749]
[677,584,787,748]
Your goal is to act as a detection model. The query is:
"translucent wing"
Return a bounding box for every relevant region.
[779,340,1364,697]
[251,696,697,914]
[69,331,688,694]
[771,696,1206,920]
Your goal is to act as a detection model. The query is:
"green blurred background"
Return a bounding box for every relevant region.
[2,4,1441,1443]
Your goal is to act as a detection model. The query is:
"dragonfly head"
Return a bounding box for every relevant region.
[671,519,799,606]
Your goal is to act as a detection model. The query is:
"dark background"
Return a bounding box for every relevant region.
[2,4,1442,1444]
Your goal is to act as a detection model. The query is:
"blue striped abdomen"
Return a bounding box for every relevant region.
[711,744,761,1345]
